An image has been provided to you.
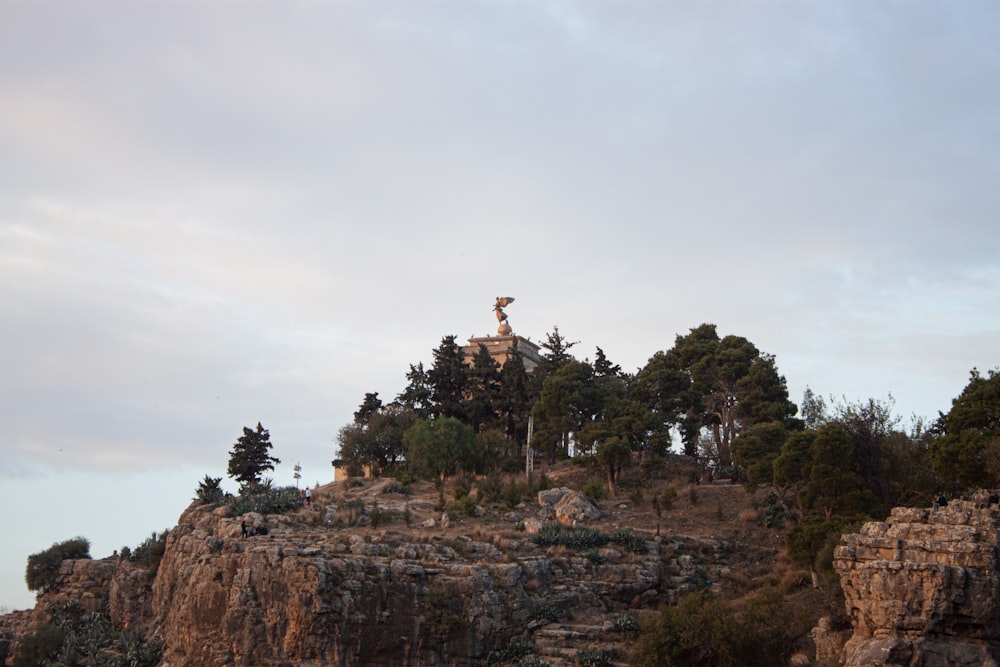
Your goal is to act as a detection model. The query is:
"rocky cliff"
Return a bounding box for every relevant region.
[4,476,758,666]
[834,490,1000,667]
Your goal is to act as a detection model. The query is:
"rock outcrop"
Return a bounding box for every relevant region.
[2,479,759,667]
[834,490,1000,667]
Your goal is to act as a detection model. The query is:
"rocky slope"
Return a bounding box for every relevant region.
[3,467,780,666]
[834,490,1000,667]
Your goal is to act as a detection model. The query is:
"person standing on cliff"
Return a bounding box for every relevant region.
[241,520,249,538]
[305,487,312,506]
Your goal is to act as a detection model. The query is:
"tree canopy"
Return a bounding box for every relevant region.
[227,422,280,489]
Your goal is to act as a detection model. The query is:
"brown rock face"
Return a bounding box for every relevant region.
[147,502,665,666]
[834,490,1000,667]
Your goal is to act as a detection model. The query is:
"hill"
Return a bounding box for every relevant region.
[1,458,846,666]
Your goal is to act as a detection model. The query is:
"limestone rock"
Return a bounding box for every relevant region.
[554,490,601,526]
[833,490,1000,666]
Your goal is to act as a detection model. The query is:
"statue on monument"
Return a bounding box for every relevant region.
[494,296,515,335]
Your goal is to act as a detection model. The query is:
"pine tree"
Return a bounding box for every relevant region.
[227,422,281,489]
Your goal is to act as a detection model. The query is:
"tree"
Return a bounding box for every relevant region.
[404,416,477,485]
[397,362,433,418]
[26,537,91,594]
[597,436,632,497]
[227,422,280,489]
[932,368,1000,490]
[427,336,468,421]
[538,326,578,375]
[336,403,416,475]
[498,342,533,454]
[354,392,383,425]
[534,359,605,461]
[466,344,502,431]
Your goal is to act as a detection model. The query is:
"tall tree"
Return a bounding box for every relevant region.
[534,359,606,461]
[404,416,477,485]
[354,392,383,425]
[931,368,1000,490]
[466,344,502,431]
[499,342,533,454]
[427,335,468,421]
[336,403,416,475]
[227,422,280,489]
[397,362,433,418]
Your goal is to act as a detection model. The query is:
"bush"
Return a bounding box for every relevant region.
[25,537,91,593]
[581,476,606,501]
[14,601,162,667]
[12,623,65,667]
[130,530,170,579]
[633,590,797,667]
[225,485,303,517]
[445,495,478,519]
[486,637,536,665]
[608,528,648,553]
[381,481,410,495]
[194,475,225,505]
[611,612,640,638]
[533,524,609,550]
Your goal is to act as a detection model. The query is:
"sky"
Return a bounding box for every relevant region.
[1,0,998,611]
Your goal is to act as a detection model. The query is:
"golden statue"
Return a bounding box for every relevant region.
[494,296,515,335]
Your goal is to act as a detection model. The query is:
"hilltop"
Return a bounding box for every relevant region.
[1,457,848,666]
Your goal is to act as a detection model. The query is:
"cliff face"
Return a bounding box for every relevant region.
[148,500,665,666]
[2,478,768,667]
[834,490,1000,667]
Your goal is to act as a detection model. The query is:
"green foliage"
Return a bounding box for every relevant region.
[225,484,303,517]
[129,530,169,579]
[581,476,606,501]
[633,590,797,667]
[194,475,225,505]
[336,403,417,475]
[931,369,1000,490]
[12,622,66,667]
[758,492,786,528]
[25,537,91,594]
[785,515,852,566]
[611,612,640,638]
[422,583,466,641]
[574,648,618,667]
[381,480,410,495]
[533,523,609,550]
[227,422,280,489]
[445,495,479,519]
[486,637,536,665]
[207,536,224,554]
[14,601,162,667]
[404,416,478,484]
[609,528,648,553]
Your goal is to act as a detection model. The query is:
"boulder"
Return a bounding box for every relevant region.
[554,491,601,526]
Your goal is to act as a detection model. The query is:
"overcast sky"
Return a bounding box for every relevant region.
[2,1,998,610]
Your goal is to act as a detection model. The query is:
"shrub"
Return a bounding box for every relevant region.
[381,481,410,495]
[611,612,640,638]
[575,648,617,667]
[581,476,606,501]
[25,537,91,593]
[130,530,170,580]
[609,528,648,553]
[633,590,797,667]
[445,496,479,519]
[207,536,224,554]
[225,485,303,517]
[15,601,162,667]
[194,475,225,505]
[12,623,65,667]
[533,524,609,550]
[486,637,536,665]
